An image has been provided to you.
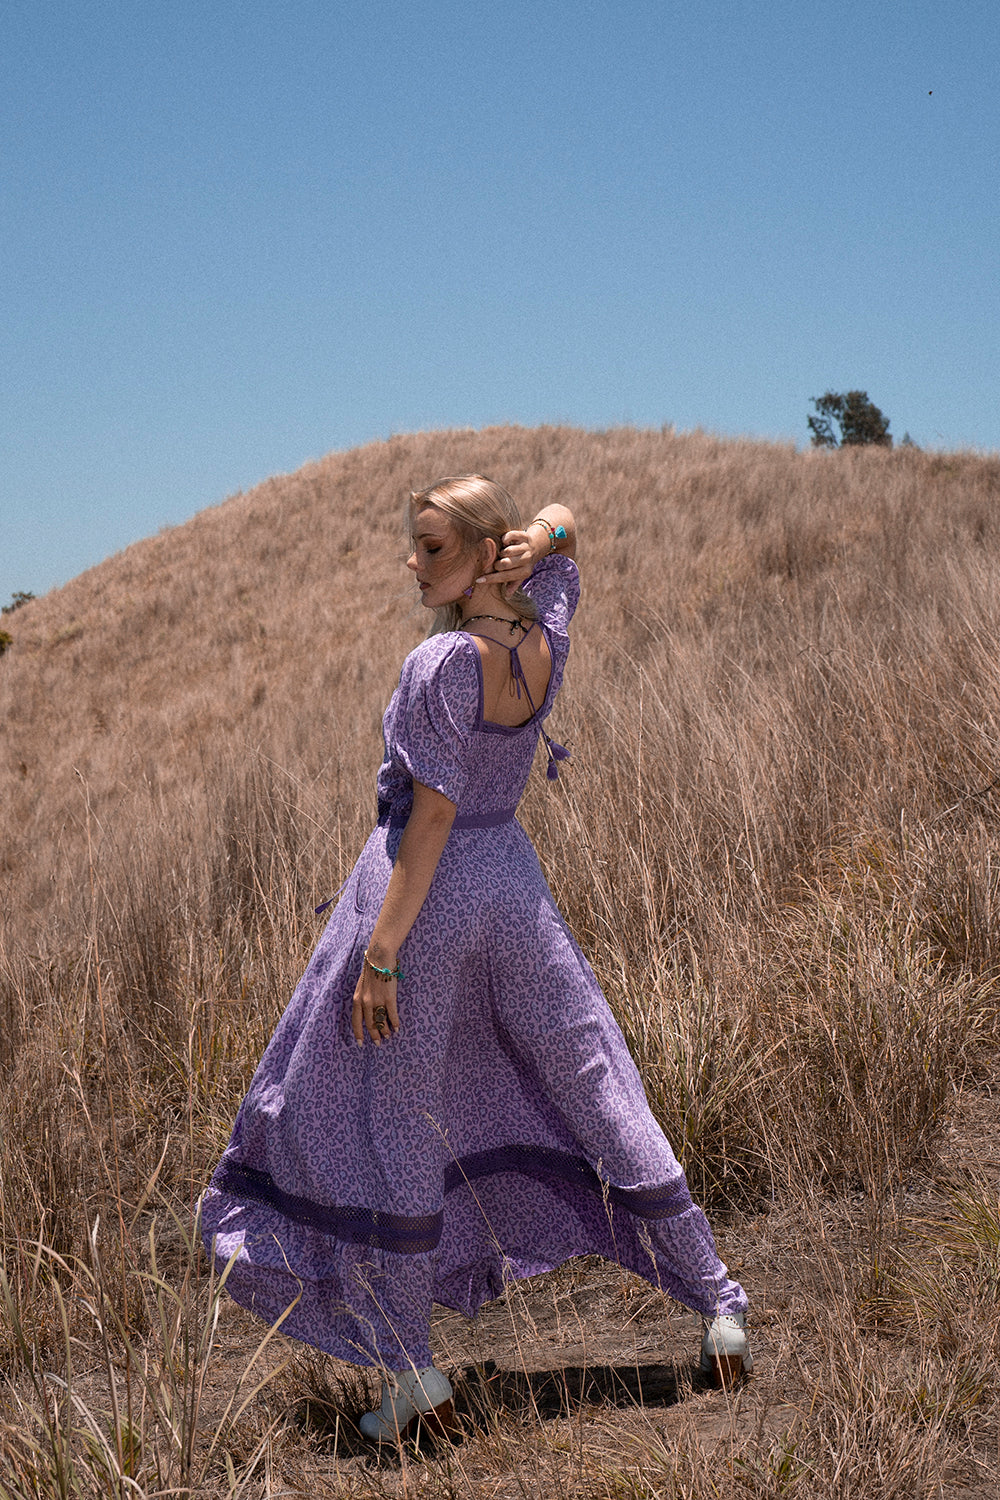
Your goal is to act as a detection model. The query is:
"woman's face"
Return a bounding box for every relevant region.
[407,506,478,609]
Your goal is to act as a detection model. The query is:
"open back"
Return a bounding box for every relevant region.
[468,623,552,728]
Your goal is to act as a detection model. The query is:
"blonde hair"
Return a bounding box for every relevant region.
[409,474,539,635]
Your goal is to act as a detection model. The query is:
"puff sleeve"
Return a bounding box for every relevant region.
[521,554,580,636]
[388,636,479,805]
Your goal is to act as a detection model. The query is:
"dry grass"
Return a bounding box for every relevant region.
[2,424,1000,1494]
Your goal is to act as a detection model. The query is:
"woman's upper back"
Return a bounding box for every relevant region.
[469,623,552,728]
[377,555,580,819]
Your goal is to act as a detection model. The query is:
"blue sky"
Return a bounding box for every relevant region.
[3,0,998,601]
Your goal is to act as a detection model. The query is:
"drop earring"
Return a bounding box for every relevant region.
[463,585,474,597]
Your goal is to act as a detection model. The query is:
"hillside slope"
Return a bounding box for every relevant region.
[4,425,1000,1494]
[5,424,999,917]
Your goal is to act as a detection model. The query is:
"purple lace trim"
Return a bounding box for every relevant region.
[213,1161,446,1253]
[443,1145,694,1219]
[212,1146,693,1256]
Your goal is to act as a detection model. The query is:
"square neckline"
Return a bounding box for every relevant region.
[461,625,556,734]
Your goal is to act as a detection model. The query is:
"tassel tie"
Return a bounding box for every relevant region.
[509,647,529,703]
[314,874,348,915]
[543,733,571,780]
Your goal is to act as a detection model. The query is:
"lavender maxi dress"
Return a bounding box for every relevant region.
[202,556,746,1368]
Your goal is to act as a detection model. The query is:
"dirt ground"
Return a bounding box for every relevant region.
[184,1088,1000,1497]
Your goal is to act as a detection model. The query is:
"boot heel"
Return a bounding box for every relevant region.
[700,1312,752,1387]
[709,1352,745,1390]
[405,1398,459,1444]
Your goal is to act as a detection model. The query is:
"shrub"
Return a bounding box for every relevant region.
[809,390,893,448]
[1,591,35,615]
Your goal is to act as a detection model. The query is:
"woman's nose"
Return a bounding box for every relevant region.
[406,551,417,571]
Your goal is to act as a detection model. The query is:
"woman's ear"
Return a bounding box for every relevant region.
[482,538,499,573]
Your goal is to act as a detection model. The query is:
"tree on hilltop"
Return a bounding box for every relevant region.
[808,391,893,449]
[2,590,35,615]
[0,592,34,654]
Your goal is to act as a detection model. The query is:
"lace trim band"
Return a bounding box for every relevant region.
[212,1145,693,1255]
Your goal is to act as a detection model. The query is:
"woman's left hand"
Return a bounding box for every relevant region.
[350,785,455,1049]
[476,529,538,594]
[352,967,399,1047]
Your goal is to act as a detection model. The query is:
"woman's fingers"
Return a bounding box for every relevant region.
[351,976,400,1047]
[378,989,400,1035]
[351,984,365,1046]
[477,532,534,585]
[368,987,399,1043]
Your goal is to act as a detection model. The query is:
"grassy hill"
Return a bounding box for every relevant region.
[2,425,1000,1495]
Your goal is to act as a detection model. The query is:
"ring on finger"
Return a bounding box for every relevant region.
[373,1005,389,1031]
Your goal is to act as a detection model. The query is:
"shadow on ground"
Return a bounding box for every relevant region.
[292,1356,689,1460]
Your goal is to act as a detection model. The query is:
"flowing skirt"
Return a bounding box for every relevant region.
[201,820,746,1368]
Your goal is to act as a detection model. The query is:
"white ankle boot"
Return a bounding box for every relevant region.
[359,1364,456,1443]
[700,1311,752,1388]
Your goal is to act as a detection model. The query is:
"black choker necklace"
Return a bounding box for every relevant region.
[462,614,526,637]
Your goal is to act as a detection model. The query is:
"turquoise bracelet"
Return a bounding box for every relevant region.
[530,518,568,553]
[364,949,403,982]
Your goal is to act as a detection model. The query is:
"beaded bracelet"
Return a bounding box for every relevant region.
[364,949,404,982]
[529,517,568,553]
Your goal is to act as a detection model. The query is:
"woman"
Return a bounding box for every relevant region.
[202,475,749,1443]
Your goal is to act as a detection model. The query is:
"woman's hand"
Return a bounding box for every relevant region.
[476,506,576,594]
[476,528,541,595]
[350,781,457,1048]
[352,962,400,1047]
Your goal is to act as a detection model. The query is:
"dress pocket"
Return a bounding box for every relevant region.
[354,829,398,916]
[354,858,370,913]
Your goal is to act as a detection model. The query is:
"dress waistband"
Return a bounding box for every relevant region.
[377,805,517,830]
